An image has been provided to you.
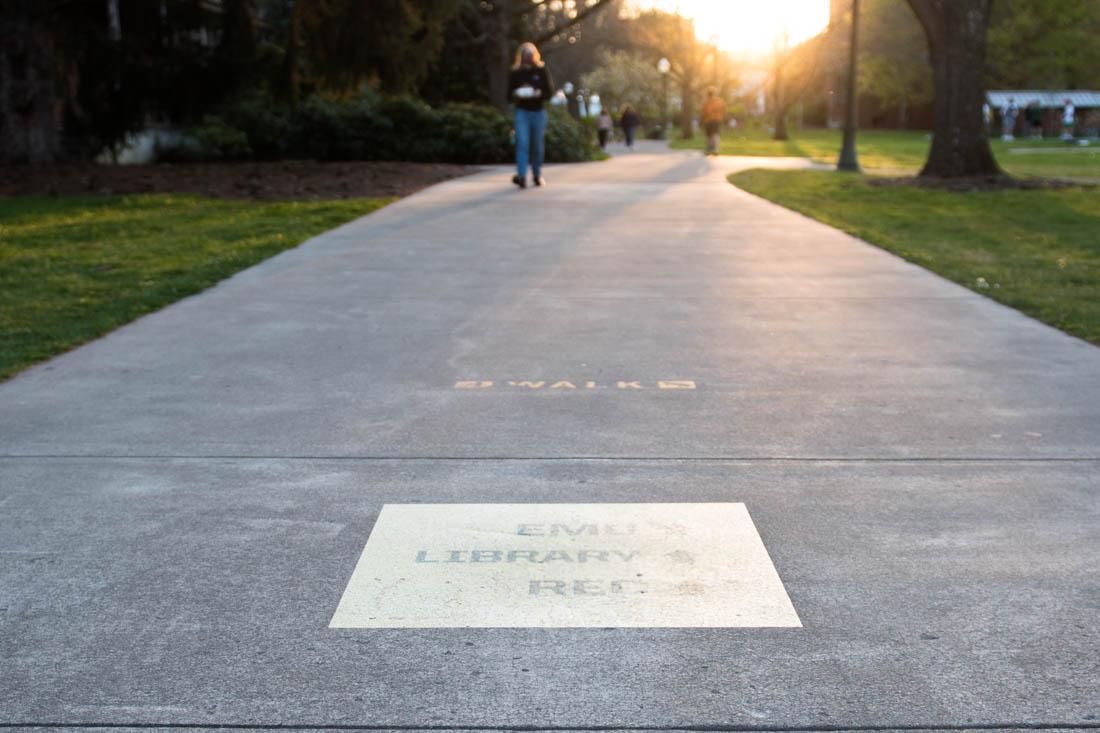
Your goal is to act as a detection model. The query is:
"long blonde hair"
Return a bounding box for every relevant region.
[512,42,544,70]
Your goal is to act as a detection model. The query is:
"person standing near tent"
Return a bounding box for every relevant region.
[1001,97,1018,141]
[700,88,727,156]
[1062,99,1076,140]
[509,42,555,189]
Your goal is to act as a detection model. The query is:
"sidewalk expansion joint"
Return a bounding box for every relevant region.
[1,455,1098,463]
[4,722,1100,732]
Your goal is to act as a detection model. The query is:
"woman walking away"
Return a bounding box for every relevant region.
[619,104,641,150]
[597,109,614,150]
[701,88,727,156]
[509,42,555,189]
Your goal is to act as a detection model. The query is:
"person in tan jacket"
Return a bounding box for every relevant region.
[701,88,727,156]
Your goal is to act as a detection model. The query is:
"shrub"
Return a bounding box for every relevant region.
[544,108,597,162]
[222,92,292,159]
[436,104,512,163]
[168,93,599,165]
[373,97,440,159]
[292,95,394,161]
[191,115,252,159]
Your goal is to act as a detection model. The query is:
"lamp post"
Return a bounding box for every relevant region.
[658,57,671,139]
[837,0,861,172]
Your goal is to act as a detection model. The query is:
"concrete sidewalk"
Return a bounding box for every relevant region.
[1,147,1098,730]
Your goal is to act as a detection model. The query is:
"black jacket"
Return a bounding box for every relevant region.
[509,65,555,112]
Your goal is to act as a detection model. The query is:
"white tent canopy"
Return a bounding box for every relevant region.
[988,90,1100,109]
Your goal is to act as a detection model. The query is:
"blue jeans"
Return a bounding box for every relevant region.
[514,108,548,179]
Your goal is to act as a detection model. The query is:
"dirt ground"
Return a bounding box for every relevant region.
[0,161,478,201]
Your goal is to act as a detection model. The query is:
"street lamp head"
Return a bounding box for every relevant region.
[658,57,671,75]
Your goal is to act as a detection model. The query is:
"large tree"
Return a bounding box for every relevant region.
[767,32,827,141]
[905,0,1000,177]
[580,49,663,119]
[288,0,463,98]
[628,10,712,139]
[1,0,260,163]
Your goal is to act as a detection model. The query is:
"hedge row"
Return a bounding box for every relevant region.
[168,93,598,164]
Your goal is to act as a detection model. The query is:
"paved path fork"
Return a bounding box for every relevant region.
[1,145,1098,730]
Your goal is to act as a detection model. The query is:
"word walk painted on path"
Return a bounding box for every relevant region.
[454,379,697,390]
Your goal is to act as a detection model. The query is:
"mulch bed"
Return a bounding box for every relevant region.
[0,160,478,201]
[866,174,1093,192]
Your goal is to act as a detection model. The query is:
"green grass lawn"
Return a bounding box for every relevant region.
[729,169,1100,345]
[0,194,391,380]
[672,127,1100,180]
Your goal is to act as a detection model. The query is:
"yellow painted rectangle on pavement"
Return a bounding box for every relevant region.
[330,503,801,628]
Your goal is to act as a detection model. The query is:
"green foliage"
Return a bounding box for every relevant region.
[0,194,392,380]
[26,0,255,160]
[172,93,597,164]
[293,95,394,160]
[858,0,933,121]
[293,0,466,94]
[988,0,1100,89]
[436,104,513,162]
[544,109,598,163]
[191,115,254,159]
[729,169,1100,345]
[220,91,294,158]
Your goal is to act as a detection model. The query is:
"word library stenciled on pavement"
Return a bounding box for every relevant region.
[330,504,801,628]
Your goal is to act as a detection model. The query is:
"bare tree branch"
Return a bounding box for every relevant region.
[532,0,614,45]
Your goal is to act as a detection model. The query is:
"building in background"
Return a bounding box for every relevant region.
[987,90,1100,138]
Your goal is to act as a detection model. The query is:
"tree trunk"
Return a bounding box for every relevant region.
[107,0,122,41]
[773,107,789,141]
[772,62,788,141]
[486,43,510,111]
[283,0,303,105]
[906,0,1000,177]
[221,0,257,91]
[486,0,512,111]
[0,1,62,164]
[679,70,694,139]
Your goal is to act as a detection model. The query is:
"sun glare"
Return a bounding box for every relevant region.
[635,0,831,55]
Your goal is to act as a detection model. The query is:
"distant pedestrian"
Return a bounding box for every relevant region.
[619,104,641,150]
[1062,98,1076,140]
[700,88,727,156]
[597,110,614,150]
[509,41,555,189]
[1001,97,1018,141]
[1025,101,1043,140]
